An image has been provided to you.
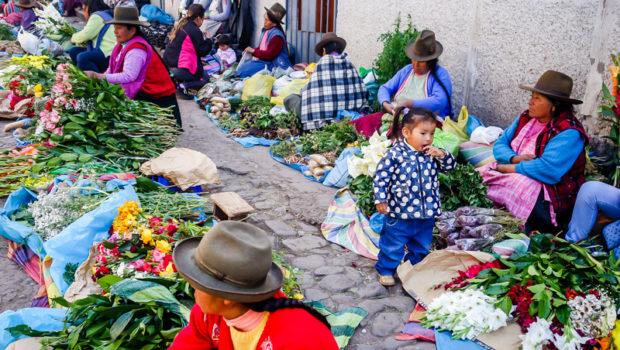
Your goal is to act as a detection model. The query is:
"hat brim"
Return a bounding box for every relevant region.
[314,36,346,56]
[15,3,35,8]
[104,19,151,27]
[264,7,284,24]
[406,41,443,62]
[173,237,284,303]
[519,85,583,104]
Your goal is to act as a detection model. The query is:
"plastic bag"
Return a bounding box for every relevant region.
[436,211,455,221]
[456,215,494,227]
[454,207,496,217]
[0,308,67,349]
[470,126,504,145]
[431,128,460,156]
[271,78,308,105]
[460,224,502,239]
[442,106,470,143]
[269,104,287,116]
[436,218,459,235]
[272,76,292,95]
[455,237,493,251]
[236,52,252,72]
[323,147,362,188]
[37,38,63,57]
[241,74,276,101]
[466,114,485,135]
[17,29,40,55]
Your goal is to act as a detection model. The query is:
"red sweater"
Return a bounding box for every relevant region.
[253,36,284,61]
[169,295,339,350]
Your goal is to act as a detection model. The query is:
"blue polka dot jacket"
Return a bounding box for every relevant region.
[373,140,456,219]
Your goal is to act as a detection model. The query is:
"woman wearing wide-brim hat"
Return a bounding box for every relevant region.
[168,221,338,349]
[14,0,40,31]
[349,30,453,138]
[477,70,589,234]
[234,2,292,78]
[85,6,183,128]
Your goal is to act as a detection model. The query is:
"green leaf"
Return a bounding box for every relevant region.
[555,305,571,325]
[64,122,83,131]
[495,296,513,315]
[110,310,134,340]
[527,265,539,276]
[537,299,551,319]
[602,83,612,100]
[86,128,97,140]
[78,154,93,163]
[97,274,124,293]
[527,284,546,294]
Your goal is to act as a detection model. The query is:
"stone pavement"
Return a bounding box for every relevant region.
[0,85,437,350]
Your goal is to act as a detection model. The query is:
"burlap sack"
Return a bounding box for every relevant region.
[139,147,221,190]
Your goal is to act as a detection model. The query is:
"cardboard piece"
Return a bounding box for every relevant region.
[397,250,522,350]
[140,147,221,190]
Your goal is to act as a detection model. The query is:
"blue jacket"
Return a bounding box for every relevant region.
[377,64,453,118]
[259,27,292,70]
[373,141,456,219]
[493,114,584,185]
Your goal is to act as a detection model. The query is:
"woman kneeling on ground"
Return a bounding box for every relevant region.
[85,6,182,128]
[69,0,115,73]
[163,3,212,96]
[350,30,453,138]
[477,70,589,234]
[169,221,339,349]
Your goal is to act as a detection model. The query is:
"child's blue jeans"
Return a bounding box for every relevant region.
[376,217,434,276]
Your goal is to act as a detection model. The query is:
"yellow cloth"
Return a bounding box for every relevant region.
[230,312,269,350]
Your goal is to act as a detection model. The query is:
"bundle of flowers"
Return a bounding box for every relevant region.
[346,132,392,216]
[33,3,76,43]
[421,289,508,340]
[437,233,620,348]
[92,200,203,281]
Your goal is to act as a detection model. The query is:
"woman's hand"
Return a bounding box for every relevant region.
[424,146,446,158]
[85,71,104,80]
[496,163,517,173]
[376,203,388,215]
[243,47,255,55]
[391,101,413,115]
[382,101,395,114]
[511,154,536,164]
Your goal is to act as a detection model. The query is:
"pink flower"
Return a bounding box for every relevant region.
[96,255,108,264]
[108,233,120,243]
[39,110,49,122]
[51,84,65,94]
[53,127,63,136]
[54,96,67,107]
[49,109,60,123]
[69,99,78,109]
[45,122,56,131]
[150,248,166,263]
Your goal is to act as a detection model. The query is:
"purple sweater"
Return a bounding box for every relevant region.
[21,8,38,31]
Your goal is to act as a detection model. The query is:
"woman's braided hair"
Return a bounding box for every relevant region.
[426,58,453,118]
[247,297,331,329]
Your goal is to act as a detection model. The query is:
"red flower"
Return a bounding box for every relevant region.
[149,217,163,229]
[160,224,177,237]
[110,247,121,256]
[130,245,137,253]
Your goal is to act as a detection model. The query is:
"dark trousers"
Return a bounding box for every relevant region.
[170,67,209,89]
[135,91,182,129]
[526,191,572,234]
[69,47,108,73]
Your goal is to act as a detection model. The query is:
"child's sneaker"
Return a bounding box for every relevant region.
[378,274,395,287]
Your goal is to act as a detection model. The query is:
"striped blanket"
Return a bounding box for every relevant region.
[309,300,368,349]
[6,240,48,307]
[321,189,380,260]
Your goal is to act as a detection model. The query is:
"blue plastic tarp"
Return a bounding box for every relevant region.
[0,308,67,349]
[0,188,45,258]
[205,108,281,148]
[322,147,361,188]
[140,4,174,24]
[44,185,138,295]
[268,149,331,183]
[434,330,487,350]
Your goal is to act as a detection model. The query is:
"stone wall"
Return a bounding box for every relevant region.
[251,0,620,137]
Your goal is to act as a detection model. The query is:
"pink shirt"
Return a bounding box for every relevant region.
[216,47,236,67]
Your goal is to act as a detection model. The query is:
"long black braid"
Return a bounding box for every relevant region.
[247,298,331,329]
[427,58,453,118]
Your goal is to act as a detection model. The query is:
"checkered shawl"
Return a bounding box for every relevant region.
[300,53,368,130]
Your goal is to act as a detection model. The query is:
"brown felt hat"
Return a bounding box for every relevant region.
[105,6,150,27]
[264,2,286,24]
[173,221,283,303]
[406,29,443,62]
[519,70,582,104]
[314,32,347,56]
[15,0,36,9]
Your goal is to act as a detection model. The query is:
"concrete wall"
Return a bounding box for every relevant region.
[251,0,620,137]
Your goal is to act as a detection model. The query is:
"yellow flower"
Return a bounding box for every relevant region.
[141,229,154,245]
[159,263,175,278]
[155,240,171,254]
[92,267,97,276]
[293,293,304,300]
[33,84,43,98]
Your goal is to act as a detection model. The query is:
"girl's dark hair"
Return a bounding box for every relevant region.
[323,41,344,55]
[426,58,453,118]
[389,106,437,141]
[82,0,110,16]
[169,4,205,42]
[247,298,331,330]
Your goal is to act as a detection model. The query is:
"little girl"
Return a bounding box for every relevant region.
[373,107,455,286]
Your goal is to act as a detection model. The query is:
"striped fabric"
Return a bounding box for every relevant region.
[308,300,368,349]
[7,240,48,307]
[459,141,495,168]
[321,189,380,260]
[42,257,62,307]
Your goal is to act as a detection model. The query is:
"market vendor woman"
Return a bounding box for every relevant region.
[85,7,182,127]
[169,221,339,349]
[350,30,453,138]
[234,2,292,78]
[477,70,589,234]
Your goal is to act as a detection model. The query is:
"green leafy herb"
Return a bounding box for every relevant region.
[271,140,299,158]
[63,262,79,286]
[348,175,376,217]
[297,121,364,155]
[373,15,419,85]
[439,163,493,211]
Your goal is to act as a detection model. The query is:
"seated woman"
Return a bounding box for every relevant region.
[477,70,589,234]
[14,0,39,31]
[350,30,452,138]
[284,32,368,130]
[85,7,182,127]
[163,4,212,93]
[69,0,115,73]
[234,2,291,78]
[61,0,81,17]
[169,221,339,349]
[565,181,620,255]
[199,0,231,38]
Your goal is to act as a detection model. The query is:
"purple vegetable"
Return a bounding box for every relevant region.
[455,207,496,217]
[436,218,459,236]
[460,224,502,238]
[436,211,455,221]
[455,238,491,251]
[456,215,494,227]
[446,232,460,245]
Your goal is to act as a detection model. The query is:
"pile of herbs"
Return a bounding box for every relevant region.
[270,140,298,158]
[457,233,620,327]
[0,23,15,40]
[237,96,301,139]
[373,15,419,85]
[9,278,192,350]
[439,163,493,211]
[348,175,375,217]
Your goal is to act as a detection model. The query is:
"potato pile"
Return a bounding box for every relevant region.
[303,154,334,180]
[209,97,231,120]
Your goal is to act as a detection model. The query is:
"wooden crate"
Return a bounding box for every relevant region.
[210,192,254,221]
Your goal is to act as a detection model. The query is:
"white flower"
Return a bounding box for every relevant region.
[520,318,553,350]
[348,132,392,178]
[568,292,616,338]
